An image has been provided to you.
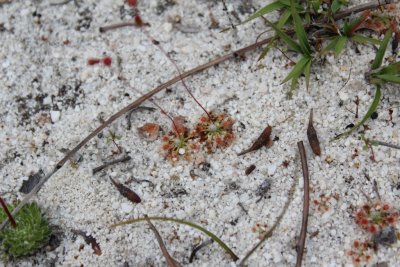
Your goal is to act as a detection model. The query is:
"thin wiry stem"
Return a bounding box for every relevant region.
[140,27,212,119]
[0,196,17,228]
[144,215,182,267]
[296,141,310,267]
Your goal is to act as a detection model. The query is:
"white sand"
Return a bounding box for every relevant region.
[0,0,399,266]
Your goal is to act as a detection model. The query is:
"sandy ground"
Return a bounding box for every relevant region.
[0,0,400,266]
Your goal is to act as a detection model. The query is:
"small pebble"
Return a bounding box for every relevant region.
[50,110,61,123]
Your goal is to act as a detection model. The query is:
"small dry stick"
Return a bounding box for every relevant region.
[0,196,17,228]
[144,215,182,267]
[189,239,214,263]
[331,0,394,21]
[92,155,131,174]
[307,109,321,156]
[296,141,310,267]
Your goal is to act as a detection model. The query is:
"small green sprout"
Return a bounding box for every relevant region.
[0,202,51,258]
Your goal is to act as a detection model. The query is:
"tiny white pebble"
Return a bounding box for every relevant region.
[50,110,61,123]
[178,148,185,155]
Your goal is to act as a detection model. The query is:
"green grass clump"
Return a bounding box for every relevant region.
[0,202,51,258]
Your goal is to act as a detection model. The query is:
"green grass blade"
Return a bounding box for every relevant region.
[379,62,400,74]
[112,216,239,261]
[281,56,310,84]
[351,34,381,45]
[304,58,312,90]
[334,87,381,140]
[241,1,285,24]
[334,36,347,56]
[323,36,340,53]
[265,18,302,53]
[258,38,276,61]
[277,9,291,28]
[291,0,311,56]
[371,29,392,70]
[376,74,400,83]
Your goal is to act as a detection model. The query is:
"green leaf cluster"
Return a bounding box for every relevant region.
[0,202,51,258]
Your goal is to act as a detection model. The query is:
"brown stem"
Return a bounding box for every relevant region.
[0,37,272,231]
[0,196,17,228]
[332,0,394,22]
[144,215,182,267]
[296,141,310,267]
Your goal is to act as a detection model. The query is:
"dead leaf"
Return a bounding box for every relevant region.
[71,229,102,256]
[138,123,160,141]
[110,177,141,203]
[307,109,321,156]
[238,125,272,156]
[19,170,44,194]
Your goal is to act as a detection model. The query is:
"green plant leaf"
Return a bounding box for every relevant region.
[282,56,310,84]
[241,1,285,24]
[265,18,302,53]
[277,9,291,28]
[304,58,312,89]
[291,0,311,56]
[112,216,239,261]
[334,87,381,139]
[334,36,347,56]
[371,29,392,70]
[376,74,400,83]
[351,34,381,45]
[258,38,276,61]
[331,0,342,13]
[311,0,320,13]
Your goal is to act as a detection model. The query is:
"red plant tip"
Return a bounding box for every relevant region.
[356,211,364,218]
[87,58,101,65]
[134,15,144,27]
[127,0,137,6]
[383,204,390,210]
[103,57,112,66]
[368,225,376,234]
[353,240,359,248]
[362,204,370,211]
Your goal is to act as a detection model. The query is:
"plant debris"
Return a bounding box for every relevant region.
[110,177,141,204]
[237,125,272,156]
[307,109,321,156]
[19,170,44,194]
[144,216,182,267]
[71,229,102,256]
[189,239,214,263]
[92,155,131,174]
[137,123,160,141]
[245,164,256,175]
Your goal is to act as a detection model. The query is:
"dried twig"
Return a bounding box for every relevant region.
[0,196,16,228]
[92,155,132,174]
[332,0,394,21]
[189,239,214,263]
[144,215,182,267]
[0,37,272,231]
[296,141,310,267]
